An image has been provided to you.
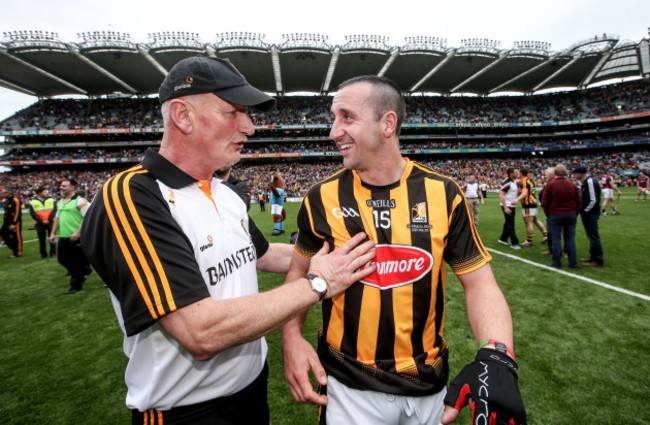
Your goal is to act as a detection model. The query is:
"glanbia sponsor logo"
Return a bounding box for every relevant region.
[360,244,433,289]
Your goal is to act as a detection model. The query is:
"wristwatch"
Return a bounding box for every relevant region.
[305,274,328,300]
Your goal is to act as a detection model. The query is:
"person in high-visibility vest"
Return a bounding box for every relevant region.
[29,187,57,259]
[1,189,22,258]
[258,191,266,211]
[49,178,92,294]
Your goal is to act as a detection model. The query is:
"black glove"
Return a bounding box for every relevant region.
[444,348,526,425]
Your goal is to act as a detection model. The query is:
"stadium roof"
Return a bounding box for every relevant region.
[1,30,649,98]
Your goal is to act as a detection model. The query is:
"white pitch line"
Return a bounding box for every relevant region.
[487,247,650,302]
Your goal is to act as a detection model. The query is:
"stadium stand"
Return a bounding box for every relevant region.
[1,79,649,201]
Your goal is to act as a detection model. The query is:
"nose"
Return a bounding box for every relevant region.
[239,113,255,136]
[329,120,343,141]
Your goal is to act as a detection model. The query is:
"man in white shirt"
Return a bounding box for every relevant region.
[81,56,377,424]
[463,174,484,226]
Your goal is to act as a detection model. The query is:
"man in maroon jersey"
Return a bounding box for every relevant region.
[600,173,621,215]
[635,171,648,203]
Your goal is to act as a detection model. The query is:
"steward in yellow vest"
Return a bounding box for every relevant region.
[29,187,57,259]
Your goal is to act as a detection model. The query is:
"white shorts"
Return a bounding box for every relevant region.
[271,204,283,215]
[325,375,446,425]
[522,207,538,217]
[603,188,613,199]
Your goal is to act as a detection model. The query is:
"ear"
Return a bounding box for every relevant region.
[381,111,398,137]
[168,99,194,135]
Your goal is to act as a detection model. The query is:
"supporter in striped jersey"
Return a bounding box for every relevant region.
[282,75,526,425]
[518,168,548,246]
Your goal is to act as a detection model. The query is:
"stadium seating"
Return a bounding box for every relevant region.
[0,78,648,200]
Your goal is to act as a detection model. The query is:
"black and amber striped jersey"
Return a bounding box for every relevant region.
[519,177,538,208]
[294,159,492,396]
[81,148,270,411]
[2,196,21,226]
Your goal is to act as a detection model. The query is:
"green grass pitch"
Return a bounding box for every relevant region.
[1,188,648,424]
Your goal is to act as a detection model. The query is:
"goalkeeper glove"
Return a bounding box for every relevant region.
[444,347,526,425]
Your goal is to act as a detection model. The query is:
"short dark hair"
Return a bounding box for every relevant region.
[338,75,405,136]
[63,177,78,187]
[520,168,529,176]
[506,167,517,176]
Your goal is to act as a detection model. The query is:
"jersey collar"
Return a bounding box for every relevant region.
[141,148,198,189]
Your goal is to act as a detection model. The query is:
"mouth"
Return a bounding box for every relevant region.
[337,141,354,152]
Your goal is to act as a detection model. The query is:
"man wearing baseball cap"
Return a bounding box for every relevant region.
[81,56,377,424]
[572,166,604,267]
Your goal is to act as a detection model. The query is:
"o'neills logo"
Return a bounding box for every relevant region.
[359,244,433,289]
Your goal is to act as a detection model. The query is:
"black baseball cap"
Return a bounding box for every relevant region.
[158,56,275,111]
[572,166,588,174]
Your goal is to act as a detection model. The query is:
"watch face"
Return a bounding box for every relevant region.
[312,277,327,292]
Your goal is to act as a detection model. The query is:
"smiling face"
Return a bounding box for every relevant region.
[329,82,385,172]
[60,180,75,197]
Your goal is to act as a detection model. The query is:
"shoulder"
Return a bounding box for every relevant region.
[88,166,162,214]
[103,165,157,195]
[304,168,349,196]
[411,161,457,183]
[410,161,464,193]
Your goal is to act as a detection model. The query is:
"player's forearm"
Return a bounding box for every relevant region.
[283,257,313,326]
[281,257,314,342]
[459,265,514,349]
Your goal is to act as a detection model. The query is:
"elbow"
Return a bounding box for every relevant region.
[180,329,229,361]
[184,336,226,362]
[189,349,216,362]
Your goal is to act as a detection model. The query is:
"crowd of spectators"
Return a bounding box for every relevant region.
[405,79,649,123]
[0,169,114,205]
[3,128,648,163]
[2,151,647,204]
[0,148,144,161]
[2,79,648,131]
[1,79,648,206]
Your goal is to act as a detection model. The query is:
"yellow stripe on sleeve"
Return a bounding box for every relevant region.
[103,170,159,319]
[121,172,177,311]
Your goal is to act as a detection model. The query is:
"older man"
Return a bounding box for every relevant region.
[81,56,376,424]
[541,165,582,269]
